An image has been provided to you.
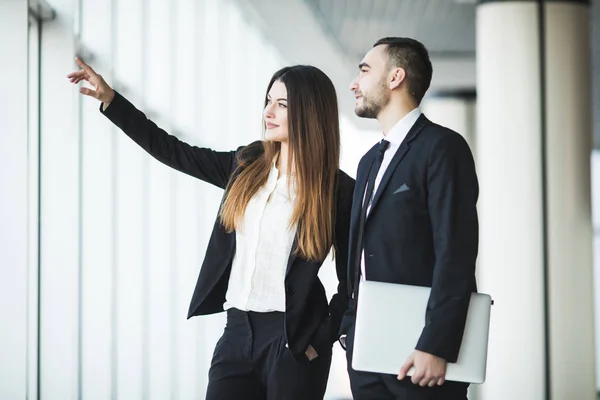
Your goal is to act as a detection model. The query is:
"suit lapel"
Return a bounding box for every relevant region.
[367,114,429,218]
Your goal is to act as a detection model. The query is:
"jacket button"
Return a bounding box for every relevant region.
[368,253,373,258]
[287,286,295,295]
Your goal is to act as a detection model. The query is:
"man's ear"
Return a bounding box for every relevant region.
[389,67,407,90]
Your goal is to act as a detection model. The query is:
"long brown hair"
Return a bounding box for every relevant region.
[219,65,340,261]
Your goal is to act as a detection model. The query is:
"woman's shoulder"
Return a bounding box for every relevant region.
[335,169,355,197]
[337,169,355,187]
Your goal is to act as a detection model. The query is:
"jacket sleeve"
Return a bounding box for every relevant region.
[415,132,479,362]
[101,91,237,189]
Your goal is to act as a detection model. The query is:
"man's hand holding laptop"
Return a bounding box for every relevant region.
[397,349,447,387]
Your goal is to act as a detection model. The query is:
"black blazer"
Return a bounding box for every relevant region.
[340,114,478,363]
[101,92,355,360]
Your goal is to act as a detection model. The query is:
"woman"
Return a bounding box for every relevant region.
[67,58,354,400]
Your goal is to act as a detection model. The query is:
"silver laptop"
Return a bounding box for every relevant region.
[352,281,492,384]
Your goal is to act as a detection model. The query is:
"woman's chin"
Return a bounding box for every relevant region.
[264,132,287,143]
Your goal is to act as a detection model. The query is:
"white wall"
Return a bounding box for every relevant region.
[0,1,30,399]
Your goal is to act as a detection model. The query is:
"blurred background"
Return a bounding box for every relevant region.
[2,0,600,399]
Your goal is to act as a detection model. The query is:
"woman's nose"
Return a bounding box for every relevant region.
[264,104,275,118]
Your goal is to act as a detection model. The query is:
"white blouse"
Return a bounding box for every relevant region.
[223,161,297,312]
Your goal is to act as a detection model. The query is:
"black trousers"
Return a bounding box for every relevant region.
[345,319,469,400]
[206,308,332,400]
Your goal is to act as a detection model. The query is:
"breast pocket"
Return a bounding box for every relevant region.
[389,184,428,219]
[391,184,417,204]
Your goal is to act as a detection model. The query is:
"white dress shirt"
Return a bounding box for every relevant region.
[360,108,421,280]
[224,161,297,312]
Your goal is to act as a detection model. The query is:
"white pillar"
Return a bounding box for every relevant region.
[421,91,476,155]
[545,2,595,398]
[476,1,595,399]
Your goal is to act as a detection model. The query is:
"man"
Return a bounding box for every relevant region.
[339,37,479,399]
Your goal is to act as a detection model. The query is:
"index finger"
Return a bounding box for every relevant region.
[75,57,97,77]
[397,359,413,380]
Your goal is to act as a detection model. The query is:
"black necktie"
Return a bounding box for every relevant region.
[352,139,390,297]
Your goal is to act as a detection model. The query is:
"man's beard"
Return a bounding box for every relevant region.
[355,77,390,119]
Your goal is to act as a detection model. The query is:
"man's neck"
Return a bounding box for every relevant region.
[378,98,418,135]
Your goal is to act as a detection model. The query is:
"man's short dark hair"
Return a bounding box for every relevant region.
[373,37,433,105]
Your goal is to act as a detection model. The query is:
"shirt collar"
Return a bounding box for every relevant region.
[383,108,422,145]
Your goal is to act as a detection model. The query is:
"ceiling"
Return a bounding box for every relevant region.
[304,0,476,61]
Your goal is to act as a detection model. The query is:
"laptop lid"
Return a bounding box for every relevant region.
[351,280,492,384]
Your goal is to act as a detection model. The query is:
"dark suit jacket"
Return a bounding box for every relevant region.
[340,114,478,363]
[101,91,355,360]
